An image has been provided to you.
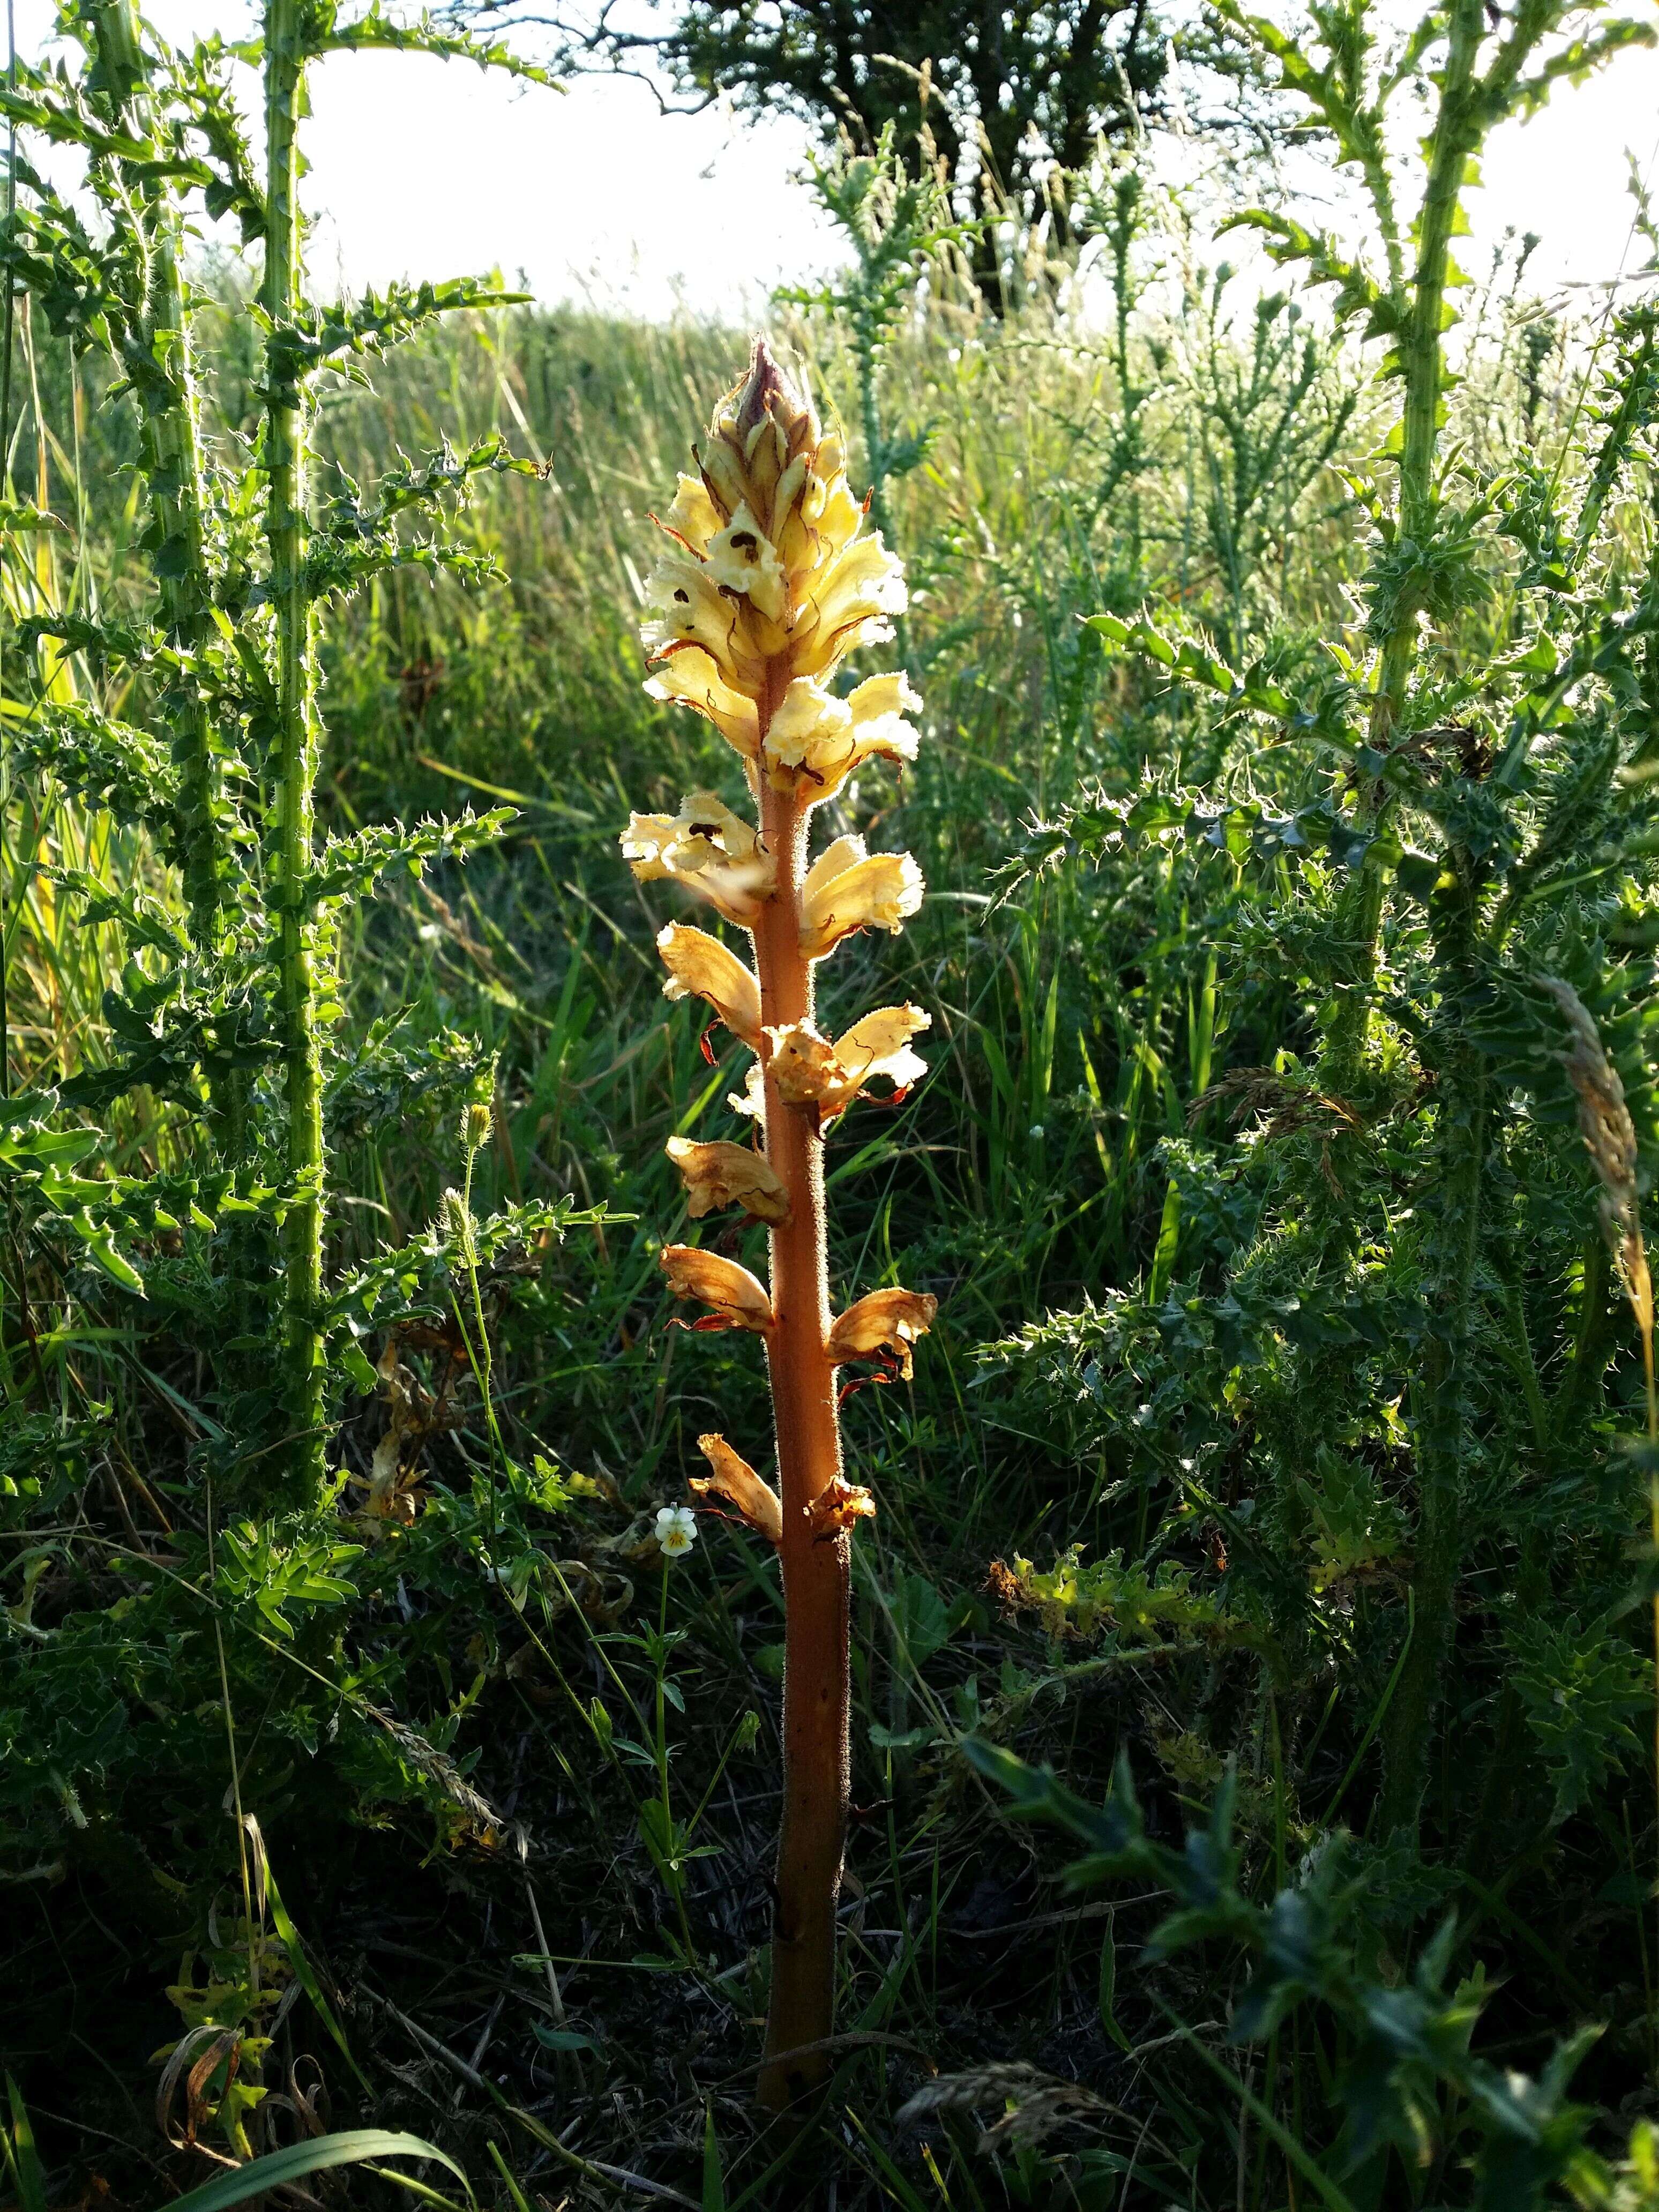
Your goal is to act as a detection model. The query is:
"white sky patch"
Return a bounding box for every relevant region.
[11,3,1659,317]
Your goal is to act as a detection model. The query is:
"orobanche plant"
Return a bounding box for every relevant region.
[619,340,936,2109]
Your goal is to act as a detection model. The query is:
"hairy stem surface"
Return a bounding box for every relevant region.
[753,774,850,2113]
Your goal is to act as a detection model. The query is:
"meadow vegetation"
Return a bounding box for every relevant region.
[6,2,1659,2206]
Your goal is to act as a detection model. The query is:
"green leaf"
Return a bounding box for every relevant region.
[532,2024,601,2053]
[69,1209,145,1295]
[1097,1930,1132,2053]
[154,2132,471,2212]
[890,1570,952,1668]
[340,1339,379,1394]
[261,1847,372,2093]
[0,497,66,535]
[869,1721,942,1751]
[3,2078,47,2212]
[703,2104,727,2212]
[1148,1176,1182,1304]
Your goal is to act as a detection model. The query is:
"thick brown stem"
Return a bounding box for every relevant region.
[753,781,850,2112]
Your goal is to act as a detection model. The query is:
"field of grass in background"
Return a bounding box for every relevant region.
[9,60,1659,2208]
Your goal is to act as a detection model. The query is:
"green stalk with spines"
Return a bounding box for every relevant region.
[1324,0,1483,1095]
[1350,0,1490,1832]
[1378,903,1488,1835]
[263,0,326,1490]
[85,0,245,1162]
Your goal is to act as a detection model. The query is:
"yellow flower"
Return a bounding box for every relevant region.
[826,1287,938,1381]
[633,340,915,773]
[691,1433,783,1545]
[658,472,722,554]
[661,1244,774,1333]
[705,501,790,623]
[759,1005,931,1124]
[640,554,766,691]
[804,1474,877,1541]
[622,792,776,927]
[656,923,763,1048]
[644,646,760,761]
[789,533,908,680]
[799,835,924,959]
[761,672,921,799]
[666,1135,791,1225]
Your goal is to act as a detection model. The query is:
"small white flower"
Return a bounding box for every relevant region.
[655,1504,699,1558]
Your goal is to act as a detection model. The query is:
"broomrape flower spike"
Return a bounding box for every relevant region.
[619,338,938,2112]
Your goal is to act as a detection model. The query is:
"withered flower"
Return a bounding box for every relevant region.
[827,1287,939,1381]
[691,1433,784,1545]
[666,1135,791,1225]
[657,923,763,1048]
[660,1244,774,1332]
[805,1475,877,1541]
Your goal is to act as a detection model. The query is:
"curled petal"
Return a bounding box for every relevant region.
[764,1020,841,1104]
[846,671,921,726]
[760,671,921,799]
[622,792,776,927]
[644,645,761,760]
[805,1475,876,1541]
[666,1135,791,1225]
[800,835,924,958]
[826,1286,938,1381]
[761,678,850,788]
[810,475,863,561]
[791,532,908,678]
[764,1005,930,1122]
[640,555,748,679]
[661,1244,773,1332]
[772,450,810,537]
[661,472,723,556]
[656,923,762,1048]
[728,1058,766,1124]
[831,1005,931,1097]
[691,1433,783,1545]
[698,436,747,528]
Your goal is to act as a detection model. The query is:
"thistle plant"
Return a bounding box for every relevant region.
[1008,0,1659,1860]
[774,124,963,556]
[620,339,937,2109]
[1,0,548,1499]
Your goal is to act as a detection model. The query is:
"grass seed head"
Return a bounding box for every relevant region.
[1541,975,1651,1331]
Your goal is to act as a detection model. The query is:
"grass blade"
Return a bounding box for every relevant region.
[154,2130,471,2212]
[3,2076,47,2212]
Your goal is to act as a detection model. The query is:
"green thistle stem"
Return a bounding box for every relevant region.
[87,0,245,1162]
[264,0,326,1491]
[1326,0,1484,1095]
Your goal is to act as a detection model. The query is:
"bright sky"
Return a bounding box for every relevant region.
[12,4,1659,318]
